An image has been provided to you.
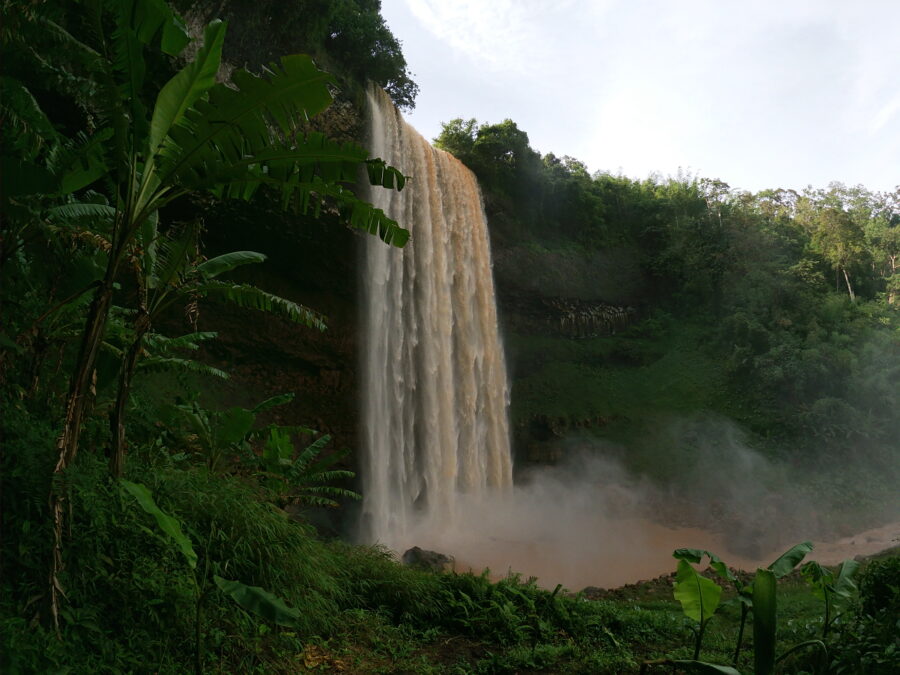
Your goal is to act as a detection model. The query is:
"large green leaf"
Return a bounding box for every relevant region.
[801,561,831,601]
[195,281,326,330]
[251,393,295,414]
[263,428,294,466]
[213,575,301,627]
[673,559,723,625]
[155,54,334,186]
[58,130,113,194]
[767,541,813,578]
[46,202,116,223]
[832,559,860,602]
[673,548,735,583]
[0,76,59,160]
[148,20,225,154]
[120,480,197,569]
[137,357,229,380]
[147,49,409,248]
[197,251,266,279]
[753,568,777,675]
[108,4,148,142]
[216,407,256,446]
[147,223,198,295]
[143,331,218,352]
[131,0,190,56]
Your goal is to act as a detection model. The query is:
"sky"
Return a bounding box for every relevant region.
[379,0,900,194]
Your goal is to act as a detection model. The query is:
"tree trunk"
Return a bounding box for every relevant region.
[49,269,117,632]
[841,267,855,302]
[890,255,897,305]
[110,312,150,477]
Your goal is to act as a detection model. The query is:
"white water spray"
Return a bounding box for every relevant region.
[359,87,513,547]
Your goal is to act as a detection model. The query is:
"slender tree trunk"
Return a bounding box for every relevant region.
[889,256,897,305]
[49,266,118,632]
[841,267,855,302]
[110,312,150,477]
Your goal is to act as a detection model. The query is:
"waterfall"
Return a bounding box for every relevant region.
[359,87,513,547]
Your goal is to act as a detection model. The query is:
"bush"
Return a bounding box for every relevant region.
[859,555,900,617]
[829,556,900,675]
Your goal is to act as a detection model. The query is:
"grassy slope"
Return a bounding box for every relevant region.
[4,440,890,674]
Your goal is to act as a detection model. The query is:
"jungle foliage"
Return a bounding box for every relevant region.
[2,0,897,672]
[173,0,420,110]
[436,118,899,461]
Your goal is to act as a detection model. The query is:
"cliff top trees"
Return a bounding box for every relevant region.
[175,0,420,110]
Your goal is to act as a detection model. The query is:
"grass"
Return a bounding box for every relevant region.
[2,403,893,674]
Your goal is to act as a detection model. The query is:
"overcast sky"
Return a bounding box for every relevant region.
[379,0,900,194]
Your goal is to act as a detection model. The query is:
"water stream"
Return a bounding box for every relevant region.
[356,88,899,588]
[359,87,513,548]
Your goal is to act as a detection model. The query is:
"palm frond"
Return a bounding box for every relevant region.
[293,485,361,505]
[103,0,191,156]
[292,434,333,473]
[0,76,59,160]
[51,129,114,194]
[143,331,218,352]
[250,393,295,414]
[155,53,334,187]
[295,469,357,485]
[148,223,199,295]
[366,158,407,191]
[148,19,224,154]
[195,281,326,330]
[297,444,352,479]
[108,7,148,142]
[45,202,116,223]
[197,251,266,279]
[137,357,228,379]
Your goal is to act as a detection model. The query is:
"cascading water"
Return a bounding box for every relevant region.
[355,88,898,590]
[359,87,513,548]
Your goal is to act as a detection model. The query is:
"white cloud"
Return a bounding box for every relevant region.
[403,0,537,72]
[388,0,900,191]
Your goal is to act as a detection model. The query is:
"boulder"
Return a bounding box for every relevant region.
[401,546,453,572]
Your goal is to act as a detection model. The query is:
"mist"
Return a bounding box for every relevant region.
[387,414,900,590]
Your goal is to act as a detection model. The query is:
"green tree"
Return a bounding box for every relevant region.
[175,0,420,110]
[6,0,409,631]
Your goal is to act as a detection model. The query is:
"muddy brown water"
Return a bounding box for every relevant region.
[415,520,900,589]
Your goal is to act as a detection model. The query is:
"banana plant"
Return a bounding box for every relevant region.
[108,218,325,477]
[55,7,407,486]
[673,541,813,666]
[260,430,360,508]
[671,549,727,659]
[42,1,407,625]
[645,543,826,675]
[164,393,358,507]
[801,559,860,638]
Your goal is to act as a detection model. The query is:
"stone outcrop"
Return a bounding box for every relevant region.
[401,547,454,573]
[504,295,637,338]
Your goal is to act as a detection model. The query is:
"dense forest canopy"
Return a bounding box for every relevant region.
[1,0,898,673]
[436,116,899,453]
